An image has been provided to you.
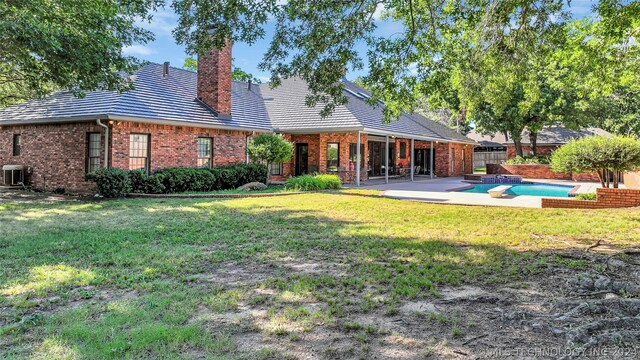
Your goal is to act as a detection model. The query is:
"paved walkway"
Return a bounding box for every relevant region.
[356,177,612,208]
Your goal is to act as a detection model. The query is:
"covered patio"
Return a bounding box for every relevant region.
[277,129,474,184]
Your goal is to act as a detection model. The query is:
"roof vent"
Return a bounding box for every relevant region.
[247,79,252,91]
[162,62,170,77]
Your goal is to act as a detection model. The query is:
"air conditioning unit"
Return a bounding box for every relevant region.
[3,165,25,186]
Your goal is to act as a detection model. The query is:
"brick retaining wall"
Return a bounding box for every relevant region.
[541,188,640,209]
[487,164,598,182]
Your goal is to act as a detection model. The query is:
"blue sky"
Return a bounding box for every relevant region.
[124,1,596,82]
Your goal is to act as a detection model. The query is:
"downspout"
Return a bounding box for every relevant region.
[96,119,109,168]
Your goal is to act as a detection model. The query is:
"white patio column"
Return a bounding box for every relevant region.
[356,131,361,187]
[430,141,435,179]
[410,138,415,181]
[385,135,389,184]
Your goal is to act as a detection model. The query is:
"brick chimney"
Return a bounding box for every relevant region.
[197,40,232,116]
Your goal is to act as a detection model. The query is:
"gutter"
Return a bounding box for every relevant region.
[96,119,110,168]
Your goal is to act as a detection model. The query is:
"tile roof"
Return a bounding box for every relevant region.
[0,63,271,131]
[468,127,611,146]
[260,78,474,143]
[0,63,474,143]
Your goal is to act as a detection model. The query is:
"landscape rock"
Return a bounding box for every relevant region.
[236,182,267,191]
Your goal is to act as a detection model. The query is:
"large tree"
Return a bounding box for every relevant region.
[171,1,638,122]
[0,0,161,107]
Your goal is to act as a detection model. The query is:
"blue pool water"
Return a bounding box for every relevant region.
[459,183,574,197]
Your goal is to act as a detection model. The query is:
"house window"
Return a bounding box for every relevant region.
[87,133,101,174]
[327,143,339,172]
[12,134,21,156]
[197,137,213,168]
[269,162,283,176]
[399,142,407,159]
[348,143,364,161]
[129,134,150,174]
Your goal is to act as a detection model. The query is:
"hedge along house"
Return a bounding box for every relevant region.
[0,42,474,193]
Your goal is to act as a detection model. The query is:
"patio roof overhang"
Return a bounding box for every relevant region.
[362,127,476,145]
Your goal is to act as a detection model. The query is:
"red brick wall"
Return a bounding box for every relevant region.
[542,188,640,209]
[197,41,232,115]
[487,164,571,180]
[487,163,599,182]
[0,121,250,194]
[111,122,248,171]
[0,122,105,193]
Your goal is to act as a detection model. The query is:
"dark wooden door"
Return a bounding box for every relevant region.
[295,143,309,175]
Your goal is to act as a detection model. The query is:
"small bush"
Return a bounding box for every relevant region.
[285,175,326,191]
[284,174,342,191]
[155,168,215,193]
[128,170,147,193]
[143,174,166,194]
[314,174,342,189]
[504,155,550,165]
[574,193,597,201]
[87,168,131,198]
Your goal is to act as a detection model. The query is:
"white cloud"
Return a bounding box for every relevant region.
[123,45,156,56]
[373,4,386,21]
[135,7,178,38]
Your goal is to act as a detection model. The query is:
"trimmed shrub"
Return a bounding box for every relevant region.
[551,135,640,188]
[504,155,550,165]
[87,168,131,198]
[284,174,342,191]
[143,174,166,194]
[285,175,326,191]
[314,174,342,189]
[154,168,215,193]
[128,170,147,193]
[574,193,597,201]
[88,163,270,197]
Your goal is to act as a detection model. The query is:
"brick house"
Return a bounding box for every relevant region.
[0,44,475,193]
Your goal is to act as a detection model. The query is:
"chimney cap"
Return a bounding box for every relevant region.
[162,61,170,77]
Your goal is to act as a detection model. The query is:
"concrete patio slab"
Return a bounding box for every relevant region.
[357,177,611,208]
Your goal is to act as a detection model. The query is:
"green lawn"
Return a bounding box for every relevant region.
[180,185,287,195]
[1,191,639,359]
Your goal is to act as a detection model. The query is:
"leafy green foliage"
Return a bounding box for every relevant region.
[504,156,551,165]
[248,134,294,183]
[284,174,341,191]
[0,0,162,107]
[551,135,640,187]
[574,193,597,201]
[313,174,342,189]
[182,57,262,83]
[87,168,132,198]
[90,164,267,196]
[155,168,216,193]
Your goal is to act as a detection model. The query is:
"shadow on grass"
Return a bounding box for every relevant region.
[0,194,633,358]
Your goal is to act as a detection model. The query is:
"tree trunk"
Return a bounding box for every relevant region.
[265,162,270,185]
[514,139,524,157]
[613,171,619,188]
[605,169,610,188]
[596,169,606,188]
[529,132,538,156]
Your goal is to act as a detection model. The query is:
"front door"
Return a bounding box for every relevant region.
[295,143,309,175]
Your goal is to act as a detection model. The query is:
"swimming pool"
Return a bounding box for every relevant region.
[458,183,575,197]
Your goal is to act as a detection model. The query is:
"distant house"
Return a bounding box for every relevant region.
[0,43,475,193]
[467,127,611,168]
